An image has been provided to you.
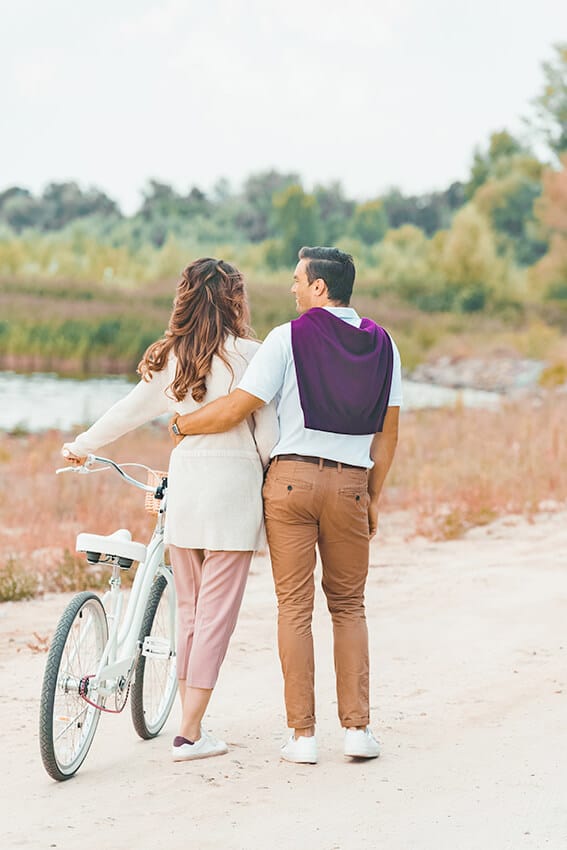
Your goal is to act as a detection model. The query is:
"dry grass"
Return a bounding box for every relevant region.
[0,395,566,598]
[384,393,567,538]
[0,425,169,596]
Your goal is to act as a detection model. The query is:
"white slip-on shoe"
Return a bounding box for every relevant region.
[280,734,318,764]
[171,730,228,762]
[344,726,380,759]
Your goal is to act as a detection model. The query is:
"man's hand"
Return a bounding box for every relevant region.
[61,446,86,466]
[368,500,379,539]
[168,414,184,446]
[175,389,264,436]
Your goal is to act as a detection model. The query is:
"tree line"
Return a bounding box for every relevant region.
[0,43,565,314]
[0,171,467,255]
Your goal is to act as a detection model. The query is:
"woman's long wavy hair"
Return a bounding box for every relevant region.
[138,258,254,402]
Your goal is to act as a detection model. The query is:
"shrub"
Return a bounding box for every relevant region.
[457,282,489,313]
[539,362,567,387]
[44,548,109,593]
[547,281,567,300]
[0,557,38,601]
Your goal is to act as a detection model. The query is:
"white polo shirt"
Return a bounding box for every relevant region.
[238,307,402,469]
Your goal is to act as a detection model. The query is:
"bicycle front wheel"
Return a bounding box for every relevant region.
[39,592,108,781]
[131,572,177,739]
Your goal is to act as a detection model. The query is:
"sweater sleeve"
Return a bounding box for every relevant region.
[237,326,289,403]
[64,369,172,456]
[251,399,279,469]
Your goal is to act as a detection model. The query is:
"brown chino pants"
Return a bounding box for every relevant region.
[263,457,371,730]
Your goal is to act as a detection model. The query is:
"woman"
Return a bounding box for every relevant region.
[62,258,278,762]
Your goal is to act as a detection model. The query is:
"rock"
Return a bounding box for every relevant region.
[409,356,546,393]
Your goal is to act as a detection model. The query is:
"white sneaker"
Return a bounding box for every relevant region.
[280,734,318,764]
[344,727,380,759]
[171,730,228,762]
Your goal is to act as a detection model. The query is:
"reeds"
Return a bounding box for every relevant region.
[4,274,563,377]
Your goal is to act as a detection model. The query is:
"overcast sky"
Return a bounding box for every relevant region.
[1,0,565,212]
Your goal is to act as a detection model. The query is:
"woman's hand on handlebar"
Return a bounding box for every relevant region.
[61,445,87,466]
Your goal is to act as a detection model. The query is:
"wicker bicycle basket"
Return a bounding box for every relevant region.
[145,469,168,516]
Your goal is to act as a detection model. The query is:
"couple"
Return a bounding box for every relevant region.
[62,246,402,765]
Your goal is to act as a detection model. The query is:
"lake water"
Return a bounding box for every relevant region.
[0,371,500,432]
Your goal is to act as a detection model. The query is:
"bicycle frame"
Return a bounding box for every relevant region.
[56,456,176,704]
[41,454,178,781]
[93,524,176,700]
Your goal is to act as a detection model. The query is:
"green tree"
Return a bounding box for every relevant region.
[382,184,464,235]
[41,182,121,229]
[374,224,433,304]
[531,154,567,295]
[465,133,548,265]
[139,180,210,220]
[465,131,525,199]
[529,42,567,158]
[314,182,355,243]
[272,185,322,266]
[135,180,216,246]
[0,183,121,232]
[350,199,388,245]
[431,204,516,310]
[212,177,232,203]
[0,189,44,231]
[474,159,548,265]
[238,170,300,242]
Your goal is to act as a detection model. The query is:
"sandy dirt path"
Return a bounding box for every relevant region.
[1,511,566,850]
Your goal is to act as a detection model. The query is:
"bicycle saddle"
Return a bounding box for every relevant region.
[76,529,147,565]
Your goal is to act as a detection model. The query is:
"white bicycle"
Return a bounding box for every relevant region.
[39,455,178,781]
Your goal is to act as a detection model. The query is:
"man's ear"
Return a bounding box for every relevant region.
[313,277,327,297]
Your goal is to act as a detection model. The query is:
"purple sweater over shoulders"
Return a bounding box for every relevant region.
[290,307,394,436]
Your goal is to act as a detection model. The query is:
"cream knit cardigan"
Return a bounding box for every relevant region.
[64,336,279,551]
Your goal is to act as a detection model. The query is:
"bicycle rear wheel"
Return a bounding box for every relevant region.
[131,572,177,739]
[39,592,108,781]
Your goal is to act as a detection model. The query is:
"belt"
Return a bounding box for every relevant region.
[275,453,366,471]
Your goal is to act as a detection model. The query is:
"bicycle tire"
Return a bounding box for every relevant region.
[39,591,108,781]
[131,573,177,739]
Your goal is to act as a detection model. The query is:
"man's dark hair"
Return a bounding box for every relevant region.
[298,246,355,305]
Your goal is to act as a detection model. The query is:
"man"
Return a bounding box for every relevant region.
[170,246,402,764]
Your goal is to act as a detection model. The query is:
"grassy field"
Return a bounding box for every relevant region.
[1,395,565,601]
[2,271,567,377]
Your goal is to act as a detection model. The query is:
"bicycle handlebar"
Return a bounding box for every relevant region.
[56,454,161,493]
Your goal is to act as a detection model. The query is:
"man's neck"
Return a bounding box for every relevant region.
[316,299,350,309]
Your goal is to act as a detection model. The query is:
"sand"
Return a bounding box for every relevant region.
[1,510,566,850]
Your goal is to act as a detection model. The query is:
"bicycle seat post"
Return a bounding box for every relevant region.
[105,563,122,625]
[109,563,122,589]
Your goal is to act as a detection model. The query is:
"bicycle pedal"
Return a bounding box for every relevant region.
[141,636,172,659]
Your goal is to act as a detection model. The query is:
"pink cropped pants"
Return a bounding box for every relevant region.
[169,546,253,690]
